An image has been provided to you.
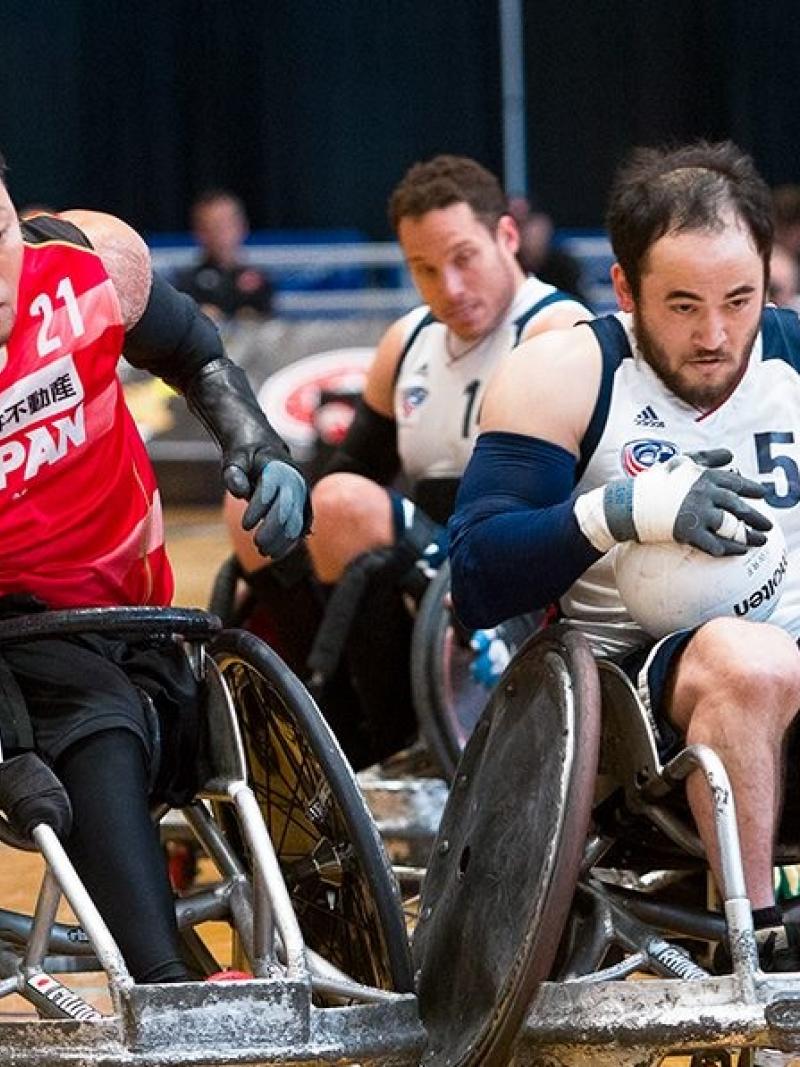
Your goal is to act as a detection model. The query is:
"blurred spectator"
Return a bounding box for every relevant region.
[175,189,273,322]
[769,242,800,310]
[772,185,800,265]
[508,194,590,305]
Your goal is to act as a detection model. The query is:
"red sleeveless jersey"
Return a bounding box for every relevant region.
[0,217,174,607]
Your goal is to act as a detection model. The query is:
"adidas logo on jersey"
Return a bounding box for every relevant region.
[634,405,665,429]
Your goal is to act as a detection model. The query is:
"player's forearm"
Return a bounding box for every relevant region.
[447,432,600,628]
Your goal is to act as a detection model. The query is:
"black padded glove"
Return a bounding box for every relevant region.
[186,358,312,560]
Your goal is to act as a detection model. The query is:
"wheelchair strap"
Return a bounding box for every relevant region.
[0,657,34,754]
[306,546,398,686]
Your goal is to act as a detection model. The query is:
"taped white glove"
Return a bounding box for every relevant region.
[574,449,771,557]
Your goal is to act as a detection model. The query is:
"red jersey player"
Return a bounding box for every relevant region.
[0,153,310,984]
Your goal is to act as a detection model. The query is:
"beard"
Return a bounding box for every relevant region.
[633,309,760,411]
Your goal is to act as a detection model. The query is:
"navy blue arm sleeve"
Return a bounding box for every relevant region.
[447,431,603,628]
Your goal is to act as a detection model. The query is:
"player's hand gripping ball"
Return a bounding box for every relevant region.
[613,500,787,638]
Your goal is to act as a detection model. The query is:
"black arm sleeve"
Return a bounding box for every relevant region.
[124,271,308,526]
[321,397,401,485]
[448,431,601,628]
[123,271,225,392]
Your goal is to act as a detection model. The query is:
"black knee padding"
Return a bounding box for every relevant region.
[0,752,72,840]
[344,564,416,762]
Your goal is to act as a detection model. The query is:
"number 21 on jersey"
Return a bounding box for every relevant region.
[30,277,86,357]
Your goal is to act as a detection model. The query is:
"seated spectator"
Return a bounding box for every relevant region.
[175,189,273,322]
[508,194,590,306]
[772,184,800,269]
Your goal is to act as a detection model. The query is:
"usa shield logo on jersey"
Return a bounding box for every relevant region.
[400,384,428,419]
[621,438,679,476]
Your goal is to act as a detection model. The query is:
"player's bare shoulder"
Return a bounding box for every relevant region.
[60,209,152,329]
[361,313,414,417]
[480,321,602,455]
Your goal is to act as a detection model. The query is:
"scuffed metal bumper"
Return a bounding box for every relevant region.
[0,978,424,1067]
[514,973,800,1066]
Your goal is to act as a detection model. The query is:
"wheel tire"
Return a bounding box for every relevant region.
[411,562,488,779]
[211,628,414,993]
[411,561,544,780]
[412,625,602,1067]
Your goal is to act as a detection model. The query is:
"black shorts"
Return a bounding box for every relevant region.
[0,632,201,805]
[616,628,696,759]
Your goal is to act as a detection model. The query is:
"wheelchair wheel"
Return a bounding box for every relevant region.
[412,625,601,1067]
[211,628,414,994]
[411,561,544,779]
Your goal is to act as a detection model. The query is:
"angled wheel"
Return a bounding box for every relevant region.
[411,560,545,779]
[211,628,414,993]
[412,625,601,1067]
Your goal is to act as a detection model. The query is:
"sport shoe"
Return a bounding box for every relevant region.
[761,924,800,973]
[712,924,800,974]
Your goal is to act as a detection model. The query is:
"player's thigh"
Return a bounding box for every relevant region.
[3,636,152,764]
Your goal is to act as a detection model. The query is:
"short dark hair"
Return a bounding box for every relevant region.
[388,154,507,234]
[606,140,773,297]
[191,188,246,219]
[0,151,7,185]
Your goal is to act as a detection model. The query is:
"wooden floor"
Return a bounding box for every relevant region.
[163,505,233,610]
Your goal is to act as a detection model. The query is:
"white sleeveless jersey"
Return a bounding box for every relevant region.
[394,277,588,487]
[562,308,800,656]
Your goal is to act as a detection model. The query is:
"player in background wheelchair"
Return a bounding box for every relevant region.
[449,138,800,974]
[0,151,311,986]
[223,154,591,772]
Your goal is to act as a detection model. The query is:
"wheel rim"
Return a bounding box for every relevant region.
[216,650,402,991]
[413,626,602,1067]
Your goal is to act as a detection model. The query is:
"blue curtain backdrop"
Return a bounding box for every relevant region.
[1,1,798,236]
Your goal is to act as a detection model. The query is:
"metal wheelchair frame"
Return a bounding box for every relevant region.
[0,606,423,1067]
[412,625,800,1067]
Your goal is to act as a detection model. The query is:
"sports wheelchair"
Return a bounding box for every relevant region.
[0,606,423,1067]
[205,548,541,891]
[412,621,800,1067]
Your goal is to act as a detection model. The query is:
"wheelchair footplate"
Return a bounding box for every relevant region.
[0,978,423,1067]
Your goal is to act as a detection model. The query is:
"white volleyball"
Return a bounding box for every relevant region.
[613,513,788,639]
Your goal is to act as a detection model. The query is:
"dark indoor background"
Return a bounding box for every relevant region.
[1,0,799,238]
